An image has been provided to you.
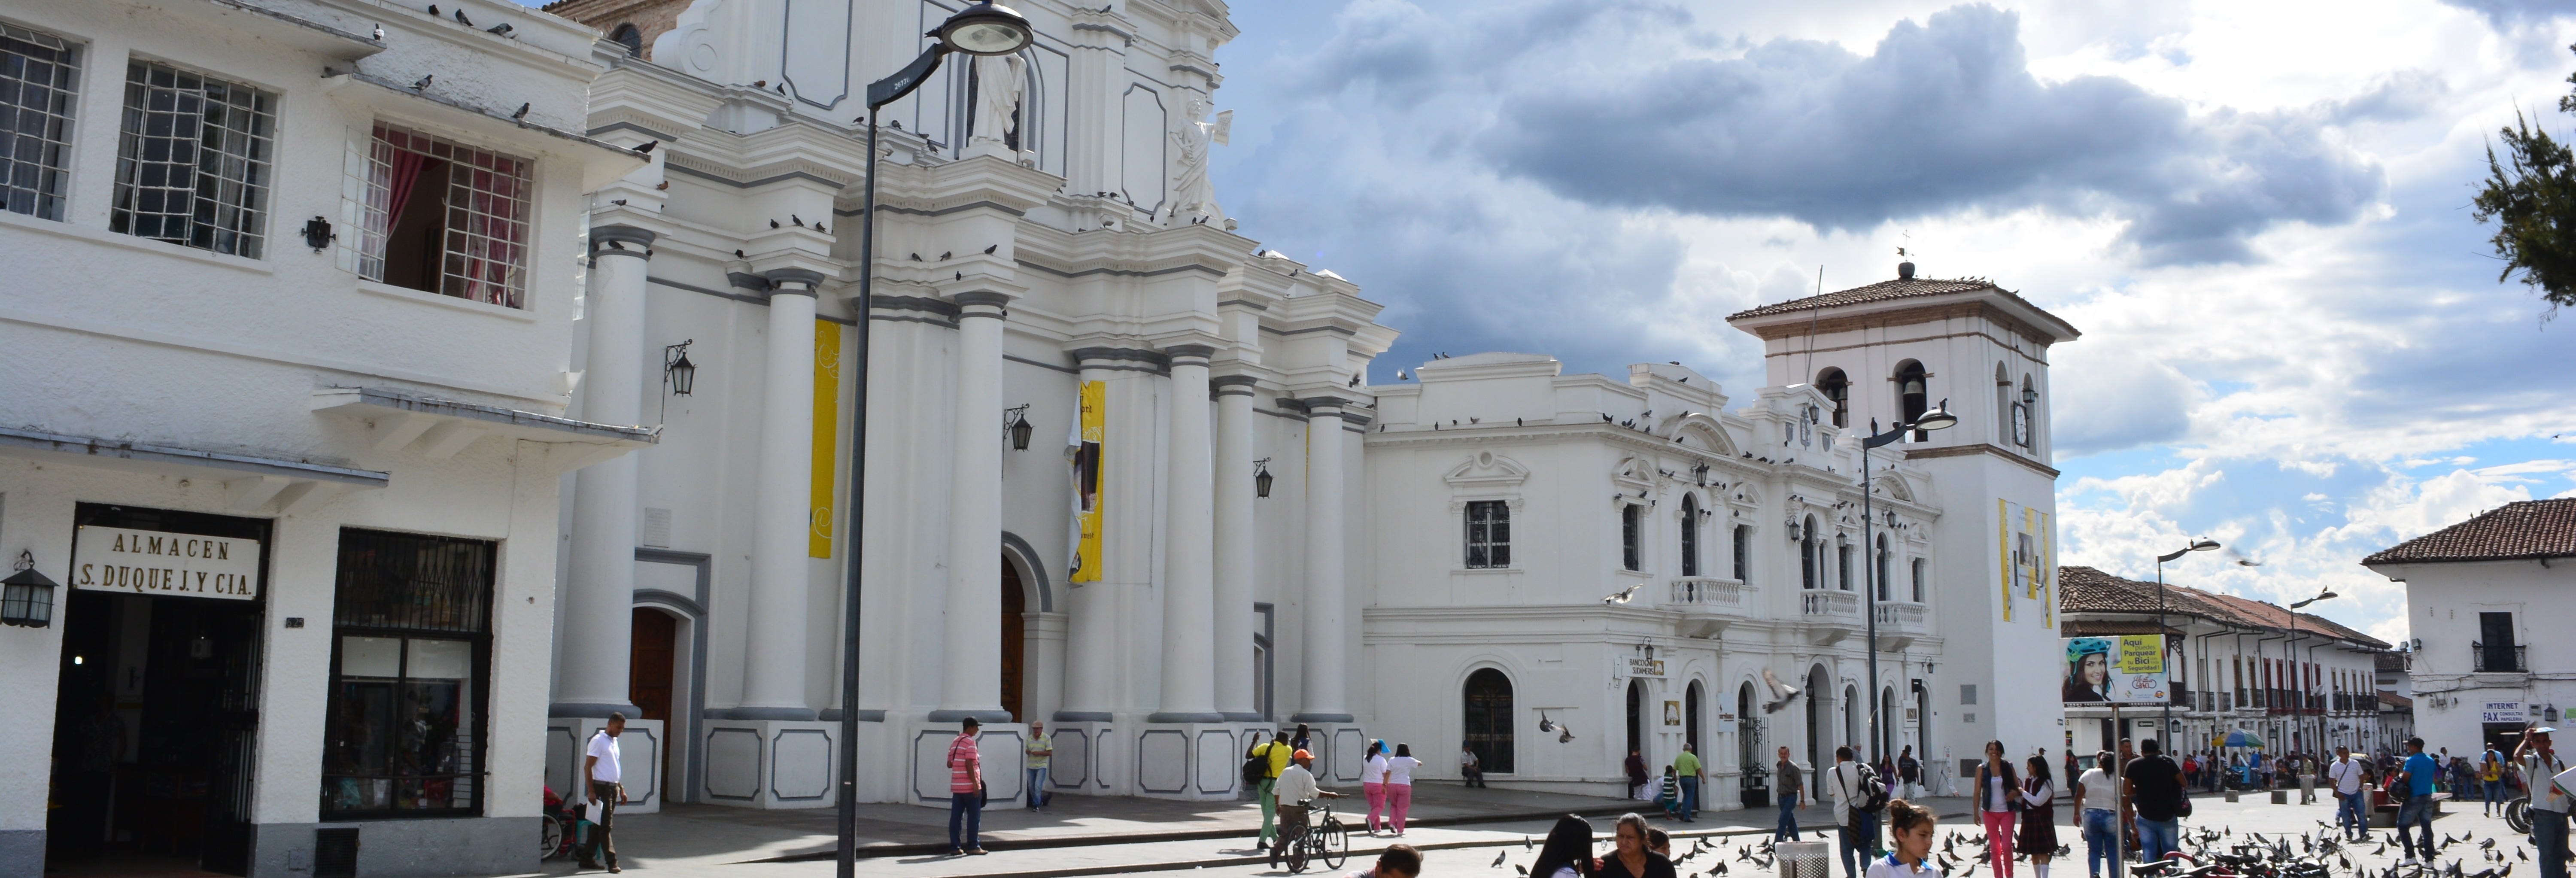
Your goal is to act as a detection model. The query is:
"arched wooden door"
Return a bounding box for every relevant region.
[629,608,677,801]
[1686,681,1704,757]
[1463,668,1514,774]
[1001,557,1025,723]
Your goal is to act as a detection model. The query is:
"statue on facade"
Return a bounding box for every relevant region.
[1169,96,1230,223]
[969,53,1024,154]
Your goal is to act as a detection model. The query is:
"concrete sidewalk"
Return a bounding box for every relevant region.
[572,784,1972,873]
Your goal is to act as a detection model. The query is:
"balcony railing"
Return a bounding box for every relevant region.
[1874,601,1928,628]
[2473,642,2528,673]
[1670,577,1748,608]
[1801,589,1859,617]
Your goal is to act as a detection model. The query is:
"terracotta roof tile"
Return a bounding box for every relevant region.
[2056,565,2391,650]
[2362,498,2576,565]
[1726,276,2009,320]
[2381,692,2412,709]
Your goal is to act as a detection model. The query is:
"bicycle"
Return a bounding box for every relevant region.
[2506,796,2532,834]
[1282,799,1349,873]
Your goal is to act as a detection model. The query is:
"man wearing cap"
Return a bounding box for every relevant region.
[2518,727,2569,878]
[1269,748,1341,867]
[2396,737,2439,866]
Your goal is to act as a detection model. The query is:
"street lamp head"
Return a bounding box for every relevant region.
[936,2,1034,56]
[2191,539,2220,553]
[2316,588,2339,601]
[1911,399,1957,431]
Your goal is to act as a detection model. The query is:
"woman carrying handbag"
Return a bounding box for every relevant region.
[1975,741,2023,878]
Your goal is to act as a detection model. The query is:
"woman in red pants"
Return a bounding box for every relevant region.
[1974,740,2025,878]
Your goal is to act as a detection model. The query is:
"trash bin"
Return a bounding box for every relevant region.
[1780,840,1833,878]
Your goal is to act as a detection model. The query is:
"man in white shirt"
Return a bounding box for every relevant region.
[579,713,628,872]
[1827,745,1878,878]
[1269,750,1340,867]
[2327,745,2368,841]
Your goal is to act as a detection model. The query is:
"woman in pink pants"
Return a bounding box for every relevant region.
[1361,740,1389,833]
[1385,743,1424,835]
[1973,739,2024,878]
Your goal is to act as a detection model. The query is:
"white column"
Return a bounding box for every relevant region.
[1295,397,1352,722]
[1152,346,1219,723]
[1058,353,1121,721]
[939,292,1011,720]
[1211,375,1260,721]
[556,225,655,718]
[737,270,822,717]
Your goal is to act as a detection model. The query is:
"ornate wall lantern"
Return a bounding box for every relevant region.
[1005,404,1033,451]
[2,550,59,628]
[1253,458,1274,498]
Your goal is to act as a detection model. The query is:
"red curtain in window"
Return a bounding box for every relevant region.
[383,149,429,231]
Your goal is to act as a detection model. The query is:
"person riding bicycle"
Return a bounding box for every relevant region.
[1270,749,1342,868]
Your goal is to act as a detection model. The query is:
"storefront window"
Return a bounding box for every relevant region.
[320,529,493,819]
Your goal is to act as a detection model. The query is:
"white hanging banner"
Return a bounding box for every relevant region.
[72,525,264,601]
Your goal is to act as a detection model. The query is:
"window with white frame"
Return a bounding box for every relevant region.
[1679,496,1700,577]
[111,60,273,257]
[1910,557,1926,602]
[1732,524,1750,581]
[1837,539,1853,590]
[1,22,81,220]
[1464,500,1510,569]
[354,123,533,307]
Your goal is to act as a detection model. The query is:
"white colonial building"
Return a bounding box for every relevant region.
[2057,568,2391,762]
[0,0,644,875]
[2364,499,2576,756]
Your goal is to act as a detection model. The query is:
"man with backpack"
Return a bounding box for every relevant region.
[1249,731,1293,849]
[1829,745,1889,878]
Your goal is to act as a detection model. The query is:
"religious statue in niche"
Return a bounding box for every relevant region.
[969,53,1024,155]
[1169,95,1231,224]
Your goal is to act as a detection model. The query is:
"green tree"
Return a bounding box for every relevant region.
[2472,47,2576,311]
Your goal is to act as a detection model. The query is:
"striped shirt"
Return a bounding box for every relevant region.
[948,734,981,794]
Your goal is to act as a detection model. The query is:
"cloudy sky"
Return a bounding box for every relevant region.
[1206,0,2576,644]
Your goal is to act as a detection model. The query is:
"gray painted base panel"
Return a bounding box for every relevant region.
[0,829,40,878]
[927,708,1014,723]
[1289,713,1355,723]
[252,817,533,878]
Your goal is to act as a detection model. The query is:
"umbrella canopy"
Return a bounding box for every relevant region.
[2224,730,2266,748]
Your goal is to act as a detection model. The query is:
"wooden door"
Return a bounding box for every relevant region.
[629,609,676,800]
[1000,559,1025,723]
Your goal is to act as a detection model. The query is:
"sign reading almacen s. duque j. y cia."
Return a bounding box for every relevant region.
[73,525,263,600]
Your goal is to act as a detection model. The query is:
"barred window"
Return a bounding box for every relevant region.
[111,61,273,257]
[1620,504,1643,571]
[322,528,495,819]
[0,23,81,219]
[1732,524,1750,581]
[1464,500,1510,569]
[355,123,532,307]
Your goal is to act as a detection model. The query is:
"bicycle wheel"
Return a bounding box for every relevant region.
[2507,798,2532,834]
[540,815,565,860]
[1285,833,1311,874]
[1320,816,1348,870]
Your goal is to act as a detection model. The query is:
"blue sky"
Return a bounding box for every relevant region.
[519,0,2576,644]
[1201,0,2576,644]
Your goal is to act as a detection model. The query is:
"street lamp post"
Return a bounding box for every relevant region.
[2154,540,2219,750]
[2288,588,2337,768]
[835,6,1033,878]
[1860,399,1955,767]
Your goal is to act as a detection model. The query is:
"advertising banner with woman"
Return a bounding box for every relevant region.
[2063,635,2170,704]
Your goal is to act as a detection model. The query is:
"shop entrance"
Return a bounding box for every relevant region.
[47,504,270,877]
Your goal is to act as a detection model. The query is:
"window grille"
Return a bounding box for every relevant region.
[111,61,272,257]
[1837,541,1853,590]
[1678,497,1699,577]
[0,23,80,219]
[355,123,532,307]
[1732,525,1750,581]
[322,529,495,819]
[1464,500,1510,569]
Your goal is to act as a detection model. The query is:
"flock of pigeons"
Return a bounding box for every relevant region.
[1465,821,2535,878]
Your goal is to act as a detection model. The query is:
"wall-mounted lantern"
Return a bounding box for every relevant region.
[1253,458,1274,498]
[302,216,335,252]
[663,340,697,396]
[1005,404,1033,451]
[2,550,58,628]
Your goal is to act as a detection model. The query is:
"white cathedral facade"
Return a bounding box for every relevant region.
[529,0,2087,812]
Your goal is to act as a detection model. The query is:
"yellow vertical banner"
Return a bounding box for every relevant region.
[808,320,841,558]
[1068,380,1106,582]
[1996,500,2013,622]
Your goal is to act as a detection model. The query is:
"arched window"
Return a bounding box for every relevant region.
[1816,368,1850,428]
[1874,535,1892,601]
[1463,668,1515,774]
[1910,557,1926,602]
[1799,516,1820,589]
[1738,682,1760,781]
[1844,684,1860,751]
[1880,687,1898,766]
[1627,679,1649,764]
[610,23,644,57]
[1680,496,1701,577]
[1733,524,1751,581]
[1894,360,1929,440]
[1806,666,1831,765]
